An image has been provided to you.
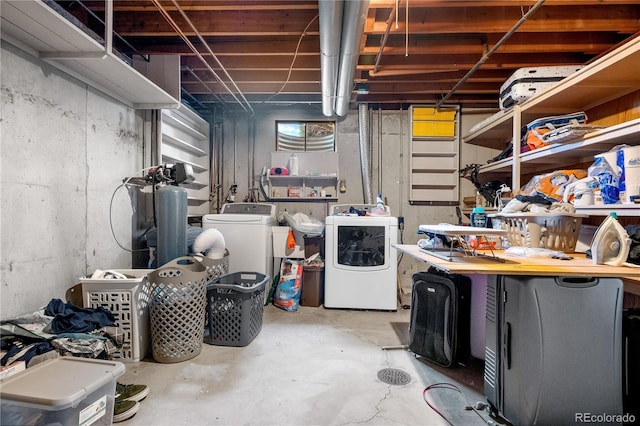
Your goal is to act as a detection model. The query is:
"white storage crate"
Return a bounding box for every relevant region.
[80,269,152,362]
[0,357,124,426]
[490,212,587,252]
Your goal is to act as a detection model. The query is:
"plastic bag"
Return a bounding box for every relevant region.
[282,212,324,237]
[273,259,303,312]
[517,169,587,203]
[522,112,587,151]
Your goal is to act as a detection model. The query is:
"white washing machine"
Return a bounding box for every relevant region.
[324,205,398,310]
[202,203,277,278]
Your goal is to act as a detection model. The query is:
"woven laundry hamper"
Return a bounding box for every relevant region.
[148,257,207,363]
[194,249,230,282]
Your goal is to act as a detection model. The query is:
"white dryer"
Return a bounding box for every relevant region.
[324,205,398,310]
[203,203,277,278]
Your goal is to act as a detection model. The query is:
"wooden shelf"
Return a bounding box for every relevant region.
[574,203,640,216]
[462,37,640,217]
[477,118,640,177]
[1,0,180,109]
[464,37,640,150]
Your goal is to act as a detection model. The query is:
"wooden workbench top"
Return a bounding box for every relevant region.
[395,244,640,294]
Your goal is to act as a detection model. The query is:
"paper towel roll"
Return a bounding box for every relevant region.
[622,146,640,203]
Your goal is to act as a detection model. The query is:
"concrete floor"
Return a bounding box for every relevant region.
[118,306,497,425]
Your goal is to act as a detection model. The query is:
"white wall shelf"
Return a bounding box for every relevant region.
[162,133,208,157]
[160,107,211,216]
[1,0,180,109]
[264,152,338,202]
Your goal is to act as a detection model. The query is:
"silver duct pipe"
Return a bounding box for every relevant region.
[318,0,343,117]
[335,0,369,117]
[358,103,374,204]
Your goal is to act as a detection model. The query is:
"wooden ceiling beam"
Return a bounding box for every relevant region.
[181,55,319,69]
[127,37,319,55]
[358,51,589,67]
[363,32,629,55]
[368,0,640,7]
[109,1,319,12]
[111,9,319,36]
[367,5,640,34]
[181,69,320,83]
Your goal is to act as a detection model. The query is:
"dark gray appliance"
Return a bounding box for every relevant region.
[484,275,623,425]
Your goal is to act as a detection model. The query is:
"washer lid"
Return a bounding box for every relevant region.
[220,203,276,216]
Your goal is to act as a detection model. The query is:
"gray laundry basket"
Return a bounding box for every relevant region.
[194,250,230,282]
[148,257,207,363]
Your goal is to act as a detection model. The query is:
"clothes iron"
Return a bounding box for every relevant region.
[590,213,631,266]
[562,176,597,206]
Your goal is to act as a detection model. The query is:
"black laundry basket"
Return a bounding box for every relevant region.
[205,272,269,347]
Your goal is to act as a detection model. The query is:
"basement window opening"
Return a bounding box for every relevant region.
[276,121,336,152]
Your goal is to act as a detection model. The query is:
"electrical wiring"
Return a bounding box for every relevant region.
[422,382,490,426]
[109,183,149,253]
[109,165,161,253]
[262,14,319,104]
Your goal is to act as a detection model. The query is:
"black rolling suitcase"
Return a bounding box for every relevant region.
[408,267,471,367]
[485,275,623,425]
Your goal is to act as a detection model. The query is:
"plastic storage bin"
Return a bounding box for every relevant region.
[0,357,124,426]
[490,212,586,252]
[205,272,269,347]
[148,257,208,363]
[80,269,152,362]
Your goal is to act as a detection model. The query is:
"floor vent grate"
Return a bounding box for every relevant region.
[377,368,411,386]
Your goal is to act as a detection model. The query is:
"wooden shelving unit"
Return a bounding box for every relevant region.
[463,37,640,216]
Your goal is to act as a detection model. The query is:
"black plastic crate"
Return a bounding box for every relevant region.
[205,272,268,347]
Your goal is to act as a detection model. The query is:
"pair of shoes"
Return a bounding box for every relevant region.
[113,383,149,423]
[113,400,140,423]
[115,383,150,402]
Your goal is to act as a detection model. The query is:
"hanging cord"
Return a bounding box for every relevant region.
[110,165,162,252]
[422,382,490,426]
[263,14,319,104]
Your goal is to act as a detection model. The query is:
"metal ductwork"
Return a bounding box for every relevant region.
[318,0,343,117]
[358,103,373,204]
[319,0,369,117]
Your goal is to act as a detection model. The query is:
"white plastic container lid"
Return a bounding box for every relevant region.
[0,358,125,410]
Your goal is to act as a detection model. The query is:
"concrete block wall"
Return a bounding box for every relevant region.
[1,41,147,318]
[218,105,497,304]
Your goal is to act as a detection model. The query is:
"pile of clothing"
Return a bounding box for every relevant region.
[1,299,123,367]
[1,299,149,422]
